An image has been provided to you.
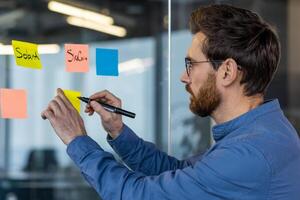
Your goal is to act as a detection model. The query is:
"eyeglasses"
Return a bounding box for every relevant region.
[185,57,224,77]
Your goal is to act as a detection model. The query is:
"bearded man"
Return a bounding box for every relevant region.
[42,4,300,200]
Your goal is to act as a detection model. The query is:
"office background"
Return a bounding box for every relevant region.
[0,0,299,199]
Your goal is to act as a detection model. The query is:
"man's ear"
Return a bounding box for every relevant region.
[217,58,239,87]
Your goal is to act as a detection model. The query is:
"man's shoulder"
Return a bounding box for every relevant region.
[219,124,300,175]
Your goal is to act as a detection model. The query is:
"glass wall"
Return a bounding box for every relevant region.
[1,0,300,199]
[0,1,168,200]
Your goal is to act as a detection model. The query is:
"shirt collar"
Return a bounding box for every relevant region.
[212,99,281,142]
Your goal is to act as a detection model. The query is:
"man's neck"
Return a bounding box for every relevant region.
[211,94,264,124]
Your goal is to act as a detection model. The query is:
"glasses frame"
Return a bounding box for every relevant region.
[184,57,224,77]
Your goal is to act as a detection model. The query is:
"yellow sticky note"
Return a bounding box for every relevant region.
[63,90,81,113]
[12,40,42,69]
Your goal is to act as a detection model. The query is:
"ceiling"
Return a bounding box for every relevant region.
[0,0,275,44]
[0,0,168,44]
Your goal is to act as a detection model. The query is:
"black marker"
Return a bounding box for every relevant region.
[78,97,136,119]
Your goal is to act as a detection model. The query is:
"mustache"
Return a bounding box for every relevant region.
[185,84,197,100]
[185,84,194,96]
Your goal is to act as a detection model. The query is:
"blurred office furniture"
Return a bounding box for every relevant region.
[0,148,99,200]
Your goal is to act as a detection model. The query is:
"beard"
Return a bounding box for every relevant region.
[185,73,221,117]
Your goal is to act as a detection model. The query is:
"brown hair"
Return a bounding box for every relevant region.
[190,4,281,96]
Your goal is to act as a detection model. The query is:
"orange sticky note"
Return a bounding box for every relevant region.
[12,40,42,69]
[65,44,89,72]
[0,88,27,119]
[63,89,81,113]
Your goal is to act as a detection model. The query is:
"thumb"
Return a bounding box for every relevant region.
[90,101,110,119]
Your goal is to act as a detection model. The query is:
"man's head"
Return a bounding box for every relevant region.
[181,4,281,117]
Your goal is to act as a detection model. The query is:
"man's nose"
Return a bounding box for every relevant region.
[180,71,191,84]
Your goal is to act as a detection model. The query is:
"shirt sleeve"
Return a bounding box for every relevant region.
[106,124,193,175]
[67,135,271,200]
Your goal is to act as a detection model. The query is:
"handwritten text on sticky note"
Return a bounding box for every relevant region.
[65,44,89,72]
[12,40,42,69]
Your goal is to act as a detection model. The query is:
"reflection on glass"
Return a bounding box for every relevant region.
[0,1,168,199]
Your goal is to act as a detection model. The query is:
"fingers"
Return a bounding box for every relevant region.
[48,99,62,115]
[41,89,68,120]
[89,90,121,107]
[41,88,81,121]
[84,105,94,116]
[85,90,122,117]
[57,88,74,110]
[89,100,111,121]
[41,110,47,120]
[45,89,120,118]
[41,109,55,121]
[57,88,64,95]
[54,95,67,112]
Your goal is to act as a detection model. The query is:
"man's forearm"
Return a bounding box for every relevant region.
[107,124,192,175]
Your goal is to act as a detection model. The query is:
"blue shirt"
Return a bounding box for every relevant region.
[67,99,300,200]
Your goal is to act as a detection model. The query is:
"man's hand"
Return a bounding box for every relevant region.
[84,90,124,139]
[41,88,87,145]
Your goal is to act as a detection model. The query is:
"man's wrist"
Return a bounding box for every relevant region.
[67,135,104,166]
[109,123,124,139]
[65,132,87,145]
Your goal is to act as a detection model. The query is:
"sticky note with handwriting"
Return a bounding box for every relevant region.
[0,88,27,119]
[12,40,42,69]
[65,44,89,72]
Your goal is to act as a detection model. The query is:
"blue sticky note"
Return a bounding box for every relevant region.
[96,48,119,76]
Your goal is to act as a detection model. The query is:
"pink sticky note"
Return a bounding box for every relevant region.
[0,88,27,119]
[65,44,89,72]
